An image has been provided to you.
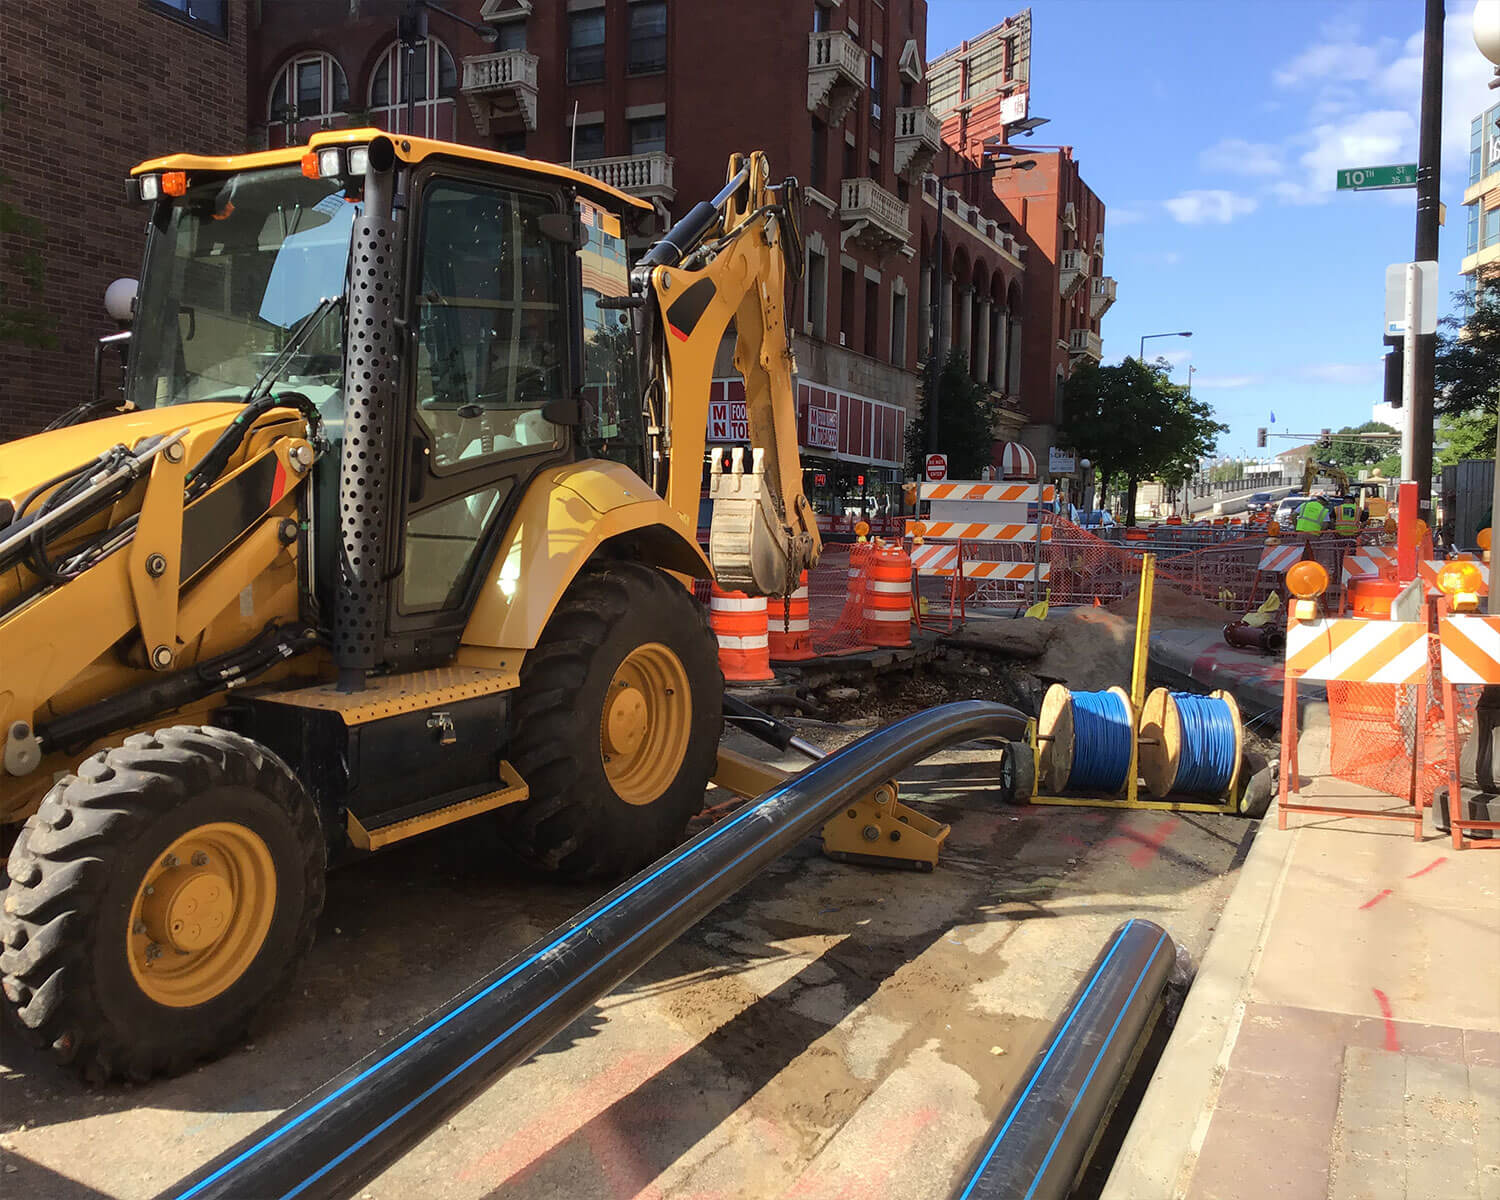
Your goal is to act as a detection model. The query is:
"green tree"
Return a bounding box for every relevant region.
[905,351,1000,479]
[1432,281,1500,463]
[1062,358,1225,524]
[1323,420,1400,477]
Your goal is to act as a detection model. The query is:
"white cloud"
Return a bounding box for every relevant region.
[1193,375,1261,390]
[1273,39,1388,89]
[1272,108,1419,205]
[1109,207,1147,226]
[1300,362,1382,385]
[1199,139,1283,177]
[1164,189,1258,224]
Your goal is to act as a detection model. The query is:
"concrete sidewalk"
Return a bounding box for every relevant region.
[1103,775,1500,1199]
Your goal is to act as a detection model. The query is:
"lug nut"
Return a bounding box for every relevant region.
[191,852,208,866]
[143,885,154,896]
[132,921,146,935]
[145,943,162,962]
[162,854,178,868]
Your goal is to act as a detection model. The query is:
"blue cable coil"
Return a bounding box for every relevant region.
[1067,690,1134,793]
[1169,692,1238,796]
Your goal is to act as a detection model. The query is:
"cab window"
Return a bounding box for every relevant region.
[578,199,645,477]
[413,179,567,469]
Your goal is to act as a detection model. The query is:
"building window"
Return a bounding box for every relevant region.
[497,131,528,155]
[569,11,607,83]
[494,21,528,52]
[891,289,907,367]
[813,2,831,33]
[843,139,857,181]
[807,247,827,336]
[572,121,606,161]
[1485,206,1500,249]
[840,266,856,346]
[1469,203,1480,256]
[628,2,668,75]
[148,0,225,37]
[371,39,458,139]
[811,119,827,193]
[268,52,350,147]
[629,116,666,155]
[869,53,883,123]
[900,79,913,107]
[864,277,879,357]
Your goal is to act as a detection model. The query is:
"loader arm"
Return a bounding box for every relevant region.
[634,152,821,595]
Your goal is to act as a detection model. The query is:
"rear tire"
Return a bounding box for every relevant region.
[505,561,722,879]
[0,726,324,1082]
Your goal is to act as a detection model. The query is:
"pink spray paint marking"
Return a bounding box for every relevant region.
[1372,988,1401,1051]
[1359,888,1393,910]
[1407,855,1448,879]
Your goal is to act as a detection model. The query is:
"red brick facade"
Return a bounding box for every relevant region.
[1,1,249,440]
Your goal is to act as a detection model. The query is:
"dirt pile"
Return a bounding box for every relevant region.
[1108,581,1235,627]
[1030,606,1135,692]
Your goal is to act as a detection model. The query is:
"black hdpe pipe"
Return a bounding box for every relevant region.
[951,919,1175,1200]
[161,699,1028,1200]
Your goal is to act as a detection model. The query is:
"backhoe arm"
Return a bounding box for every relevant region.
[634,152,821,595]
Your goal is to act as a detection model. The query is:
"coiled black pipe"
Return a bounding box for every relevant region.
[160,699,1028,1200]
[950,919,1175,1200]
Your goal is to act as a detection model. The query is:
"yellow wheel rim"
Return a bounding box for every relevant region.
[601,642,692,806]
[127,822,277,1008]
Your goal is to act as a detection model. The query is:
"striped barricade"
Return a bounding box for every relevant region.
[1279,616,1429,836]
[1284,618,1429,684]
[1341,546,1395,585]
[1437,615,1500,683]
[910,543,961,575]
[963,559,1051,583]
[1419,559,1490,597]
[1258,543,1303,573]
[911,521,1052,543]
[1434,616,1500,848]
[919,482,1056,503]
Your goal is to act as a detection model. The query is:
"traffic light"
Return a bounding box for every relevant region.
[1256,427,1267,448]
[1383,334,1403,409]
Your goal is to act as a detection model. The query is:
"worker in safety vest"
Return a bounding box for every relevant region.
[1331,497,1360,536]
[1295,494,1330,534]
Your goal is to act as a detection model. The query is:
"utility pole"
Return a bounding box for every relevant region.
[1412,0,1445,516]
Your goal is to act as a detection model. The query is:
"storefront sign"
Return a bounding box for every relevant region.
[708,398,749,442]
[806,406,839,451]
[1048,446,1077,474]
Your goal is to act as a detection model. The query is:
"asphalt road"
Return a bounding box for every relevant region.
[1,727,1254,1200]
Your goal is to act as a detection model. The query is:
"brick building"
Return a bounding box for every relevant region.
[1,1,250,440]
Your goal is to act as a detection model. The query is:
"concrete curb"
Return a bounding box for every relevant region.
[1099,807,1300,1199]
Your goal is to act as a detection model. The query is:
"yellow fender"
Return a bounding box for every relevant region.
[461,460,711,652]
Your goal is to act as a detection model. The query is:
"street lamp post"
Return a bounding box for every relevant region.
[1138,330,1192,363]
[399,1,497,136]
[927,156,1036,455]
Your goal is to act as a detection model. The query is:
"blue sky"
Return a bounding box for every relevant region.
[926,0,1495,460]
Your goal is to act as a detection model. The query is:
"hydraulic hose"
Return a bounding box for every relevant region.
[159,700,1028,1200]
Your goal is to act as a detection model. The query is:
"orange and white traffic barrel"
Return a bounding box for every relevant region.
[862,542,913,647]
[709,583,773,681]
[768,571,815,662]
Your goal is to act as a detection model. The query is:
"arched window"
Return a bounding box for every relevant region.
[370,38,458,140]
[267,52,349,149]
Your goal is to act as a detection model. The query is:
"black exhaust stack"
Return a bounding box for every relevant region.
[335,135,400,692]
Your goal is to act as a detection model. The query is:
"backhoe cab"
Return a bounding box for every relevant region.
[0,130,818,1081]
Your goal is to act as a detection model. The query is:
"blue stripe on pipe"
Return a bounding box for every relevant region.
[276,813,834,1198]
[954,920,1137,1200]
[1021,931,1169,1200]
[171,783,793,1200]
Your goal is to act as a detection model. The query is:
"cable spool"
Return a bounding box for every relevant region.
[1139,688,1244,799]
[1037,684,1135,795]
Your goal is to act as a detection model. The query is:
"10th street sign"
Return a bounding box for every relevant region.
[1336,163,1418,191]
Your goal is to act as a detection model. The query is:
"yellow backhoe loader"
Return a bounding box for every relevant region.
[0,131,823,1080]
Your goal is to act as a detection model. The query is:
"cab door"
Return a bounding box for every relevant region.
[384,170,575,664]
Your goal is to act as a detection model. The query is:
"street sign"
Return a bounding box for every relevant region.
[1384,261,1438,336]
[925,453,948,482]
[1336,164,1418,191]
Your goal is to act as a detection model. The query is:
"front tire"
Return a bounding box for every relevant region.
[506,561,723,879]
[0,726,324,1081]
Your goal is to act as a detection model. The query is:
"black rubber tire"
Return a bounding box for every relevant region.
[999,739,1037,806]
[505,561,723,879]
[0,726,324,1082]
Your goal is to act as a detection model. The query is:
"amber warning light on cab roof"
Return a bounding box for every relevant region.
[130,144,373,203]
